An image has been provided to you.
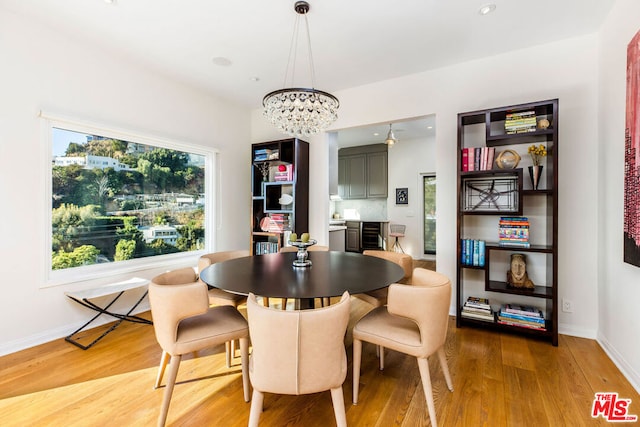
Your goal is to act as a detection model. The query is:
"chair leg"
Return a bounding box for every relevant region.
[330,386,347,427]
[225,341,232,368]
[417,357,438,427]
[240,336,250,402]
[154,351,170,389]
[379,346,385,370]
[437,347,454,391]
[352,339,362,404]
[248,389,264,427]
[281,298,288,310]
[158,354,181,427]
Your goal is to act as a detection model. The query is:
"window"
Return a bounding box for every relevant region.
[44,113,215,284]
[423,174,436,254]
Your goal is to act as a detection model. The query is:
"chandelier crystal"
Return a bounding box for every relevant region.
[263,1,339,138]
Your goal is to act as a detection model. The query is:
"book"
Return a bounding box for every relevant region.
[461,310,495,322]
[497,319,546,330]
[468,148,475,171]
[462,148,469,171]
[498,311,545,325]
[503,304,543,317]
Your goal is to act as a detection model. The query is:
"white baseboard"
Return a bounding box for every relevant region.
[597,333,640,395]
[0,302,151,357]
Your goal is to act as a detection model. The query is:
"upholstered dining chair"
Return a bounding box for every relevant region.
[149,267,250,427]
[353,250,413,307]
[352,268,453,427]
[198,249,250,366]
[246,291,350,427]
[278,244,329,309]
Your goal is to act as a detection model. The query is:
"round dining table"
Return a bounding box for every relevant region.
[199,251,405,309]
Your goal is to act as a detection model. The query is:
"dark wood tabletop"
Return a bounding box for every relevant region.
[199,251,404,303]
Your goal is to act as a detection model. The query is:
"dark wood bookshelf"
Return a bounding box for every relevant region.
[456,99,559,346]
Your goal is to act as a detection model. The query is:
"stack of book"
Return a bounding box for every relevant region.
[267,213,289,232]
[497,304,546,330]
[274,164,293,181]
[505,111,537,134]
[460,239,486,267]
[460,296,495,322]
[253,148,279,162]
[461,147,495,172]
[498,216,530,248]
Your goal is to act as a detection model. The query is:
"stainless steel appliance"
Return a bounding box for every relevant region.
[329,219,346,251]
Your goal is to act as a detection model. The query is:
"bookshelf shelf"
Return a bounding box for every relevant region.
[456,99,559,346]
[251,139,309,255]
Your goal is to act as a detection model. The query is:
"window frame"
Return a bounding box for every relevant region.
[41,111,217,287]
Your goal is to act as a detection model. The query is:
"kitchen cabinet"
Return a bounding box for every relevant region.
[338,144,387,199]
[345,221,361,252]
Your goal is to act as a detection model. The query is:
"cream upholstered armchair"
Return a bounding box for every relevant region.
[198,249,250,366]
[149,267,250,427]
[353,250,413,307]
[352,268,453,427]
[198,249,250,307]
[246,291,350,427]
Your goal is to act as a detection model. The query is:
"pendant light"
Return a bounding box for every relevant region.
[262,1,339,138]
[384,124,398,146]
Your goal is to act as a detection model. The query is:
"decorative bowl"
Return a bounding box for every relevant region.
[288,239,317,267]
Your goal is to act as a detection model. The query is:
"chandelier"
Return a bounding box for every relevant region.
[384,124,398,146]
[263,1,339,138]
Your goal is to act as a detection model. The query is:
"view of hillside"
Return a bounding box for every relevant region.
[51,128,206,270]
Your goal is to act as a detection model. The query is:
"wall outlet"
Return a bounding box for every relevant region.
[562,299,573,313]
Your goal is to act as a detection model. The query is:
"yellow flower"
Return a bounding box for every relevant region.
[528,144,547,166]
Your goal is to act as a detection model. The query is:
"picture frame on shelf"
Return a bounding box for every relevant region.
[396,187,408,205]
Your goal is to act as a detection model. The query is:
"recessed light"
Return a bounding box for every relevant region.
[104,0,117,4]
[250,77,260,82]
[212,57,232,67]
[479,4,496,15]
[427,126,433,129]
[373,132,380,137]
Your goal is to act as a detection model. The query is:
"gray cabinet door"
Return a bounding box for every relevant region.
[338,157,347,199]
[339,155,367,199]
[366,152,388,198]
[346,226,360,252]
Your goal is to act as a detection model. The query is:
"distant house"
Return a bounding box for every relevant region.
[53,154,133,172]
[140,225,178,245]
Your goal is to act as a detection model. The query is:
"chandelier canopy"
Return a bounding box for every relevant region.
[262,1,339,138]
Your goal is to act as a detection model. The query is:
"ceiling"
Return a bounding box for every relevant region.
[2,0,614,145]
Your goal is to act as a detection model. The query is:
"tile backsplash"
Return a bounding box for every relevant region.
[333,199,387,220]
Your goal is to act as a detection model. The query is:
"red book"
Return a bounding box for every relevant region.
[462,148,469,171]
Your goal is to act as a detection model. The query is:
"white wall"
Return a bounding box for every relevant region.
[597,0,640,392]
[0,8,251,354]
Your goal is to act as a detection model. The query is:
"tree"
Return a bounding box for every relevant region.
[51,245,100,270]
[176,220,204,251]
[114,239,136,261]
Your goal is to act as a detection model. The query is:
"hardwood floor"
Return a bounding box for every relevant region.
[1,292,638,426]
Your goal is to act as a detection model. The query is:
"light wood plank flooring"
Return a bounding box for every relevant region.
[1,260,637,426]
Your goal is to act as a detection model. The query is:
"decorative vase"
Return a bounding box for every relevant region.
[528,165,543,190]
